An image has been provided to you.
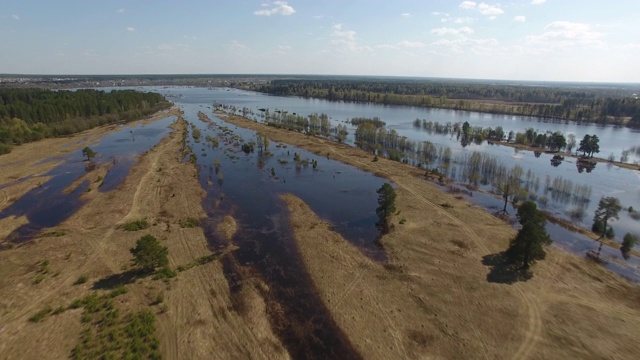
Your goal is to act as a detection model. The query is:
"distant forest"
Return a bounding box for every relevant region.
[240,79,640,127]
[0,88,170,154]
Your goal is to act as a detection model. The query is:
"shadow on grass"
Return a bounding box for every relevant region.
[92,268,150,290]
[482,252,532,284]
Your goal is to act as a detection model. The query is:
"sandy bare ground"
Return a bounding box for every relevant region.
[220,112,640,360]
[0,112,288,359]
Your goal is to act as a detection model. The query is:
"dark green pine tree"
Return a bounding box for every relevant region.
[506,201,552,270]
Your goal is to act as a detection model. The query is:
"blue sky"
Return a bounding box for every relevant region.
[1,0,639,82]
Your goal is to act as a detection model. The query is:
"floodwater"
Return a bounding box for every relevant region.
[178,99,386,358]
[3,85,638,356]
[149,86,640,246]
[0,116,176,244]
[462,190,640,282]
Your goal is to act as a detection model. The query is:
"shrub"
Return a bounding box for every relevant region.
[154,293,164,305]
[179,217,200,228]
[74,274,89,285]
[152,267,177,280]
[120,219,149,231]
[29,306,53,323]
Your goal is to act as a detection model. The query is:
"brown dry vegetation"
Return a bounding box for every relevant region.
[221,112,640,360]
[0,111,288,359]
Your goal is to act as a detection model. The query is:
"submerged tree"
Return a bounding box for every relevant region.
[493,165,523,214]
[82,146,96,161]
[592,196,622,257]
[620,233,638,260]
[376,183,397,234]
[505,201,552,270]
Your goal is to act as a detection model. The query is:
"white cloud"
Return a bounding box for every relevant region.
[514,16,526,23]
[524,21,605,52]
[157,43,190,52]
[127,27,136,32]
[229,40,248,50]
[277,44,292,53]
[478,3,504,16]
[12,14,20,20]
[531,0,546,4]
[460,2,503,17]
[117,8,125,13]
[397,40,425,48]
[459,1,477,9]
[254,1,296,16]
[330,24,369,53]
[430,27,474,36]
[431,36,499,55]
[400,13,411,18]
[453,17,473,24]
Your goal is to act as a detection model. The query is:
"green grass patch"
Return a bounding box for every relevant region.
[29,306,53,323]
[69,290,161,360]
[37,229,66,238]
[176,254,218,273]
[152,267,177,280]
[179,217,200,228]
[120,219,149,231]
[74,274,89,285]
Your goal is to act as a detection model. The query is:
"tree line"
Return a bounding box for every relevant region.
[238,79,640,127]
[0,88,171,154]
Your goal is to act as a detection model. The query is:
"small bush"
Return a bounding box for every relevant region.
[120,219,149,231]
[74,274,89,285]
[179,217,200,228]
[154,292,164,305]
[33,274,45,285]
[152,267,177,280]
[52,306,66,315]
[399,218,406,224]
[108,286,128,298]
[29,306,53,323]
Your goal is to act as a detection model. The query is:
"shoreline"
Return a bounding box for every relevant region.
[217,111,637,263]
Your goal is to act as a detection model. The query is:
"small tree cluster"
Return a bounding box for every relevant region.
[577,134,600,158]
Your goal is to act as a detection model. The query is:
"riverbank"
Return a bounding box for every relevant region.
[0,111,288,359]
[218,111,640,359]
